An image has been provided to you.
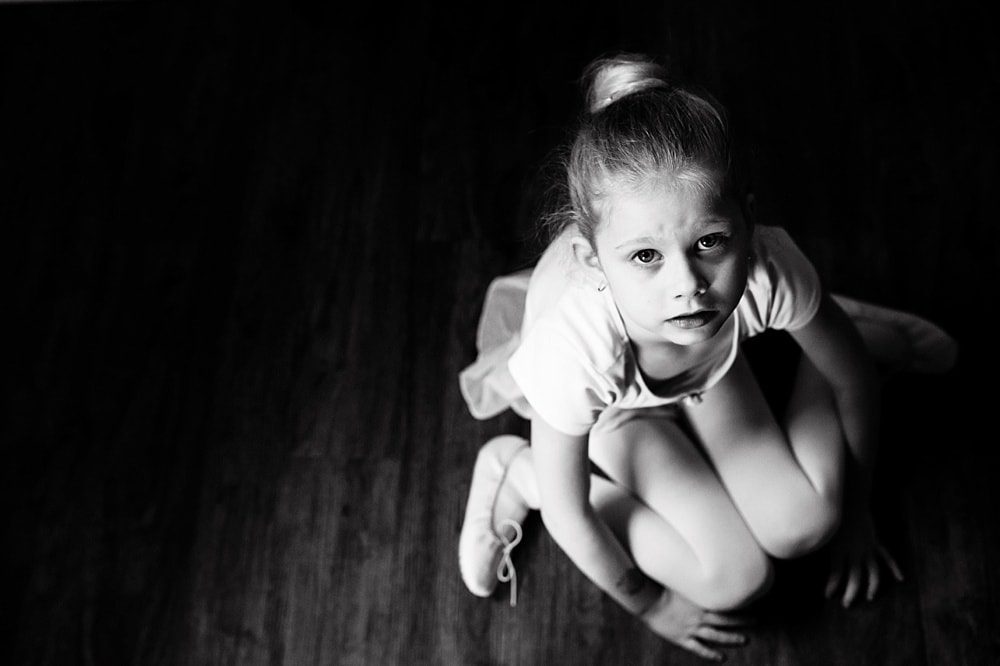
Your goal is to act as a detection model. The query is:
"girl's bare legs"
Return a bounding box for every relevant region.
[460,411,774,607]
[683,352,845,560]
[457,424,768,660]
[469,417,774,610]
[584,411,773,610]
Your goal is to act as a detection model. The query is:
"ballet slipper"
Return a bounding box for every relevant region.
[833,294,958,374]
[458,435,530,605]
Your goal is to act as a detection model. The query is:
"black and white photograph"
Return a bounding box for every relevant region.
[2,1,997,664]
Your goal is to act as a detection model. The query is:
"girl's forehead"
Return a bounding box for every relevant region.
[603,167,723,203]
[598,175,736,232]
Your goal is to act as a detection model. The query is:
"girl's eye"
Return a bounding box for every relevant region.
[697,233,728,250]
[632,249,660,265]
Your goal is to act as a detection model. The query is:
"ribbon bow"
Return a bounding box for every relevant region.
[495,518,523,607]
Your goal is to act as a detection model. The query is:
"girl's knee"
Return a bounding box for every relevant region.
[660,545,774,612]
[759,498,842,560]
[688,546,774,611]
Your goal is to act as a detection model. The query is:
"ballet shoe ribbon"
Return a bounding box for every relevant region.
[496,519,523,607]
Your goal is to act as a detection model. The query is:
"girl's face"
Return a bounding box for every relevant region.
[589,175,751,348]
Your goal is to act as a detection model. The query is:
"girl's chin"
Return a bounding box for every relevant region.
[659,319,725,344]
[627,312,731,347]
[629,324,718,347]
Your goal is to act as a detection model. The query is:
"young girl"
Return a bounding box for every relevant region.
[456,53,957,661]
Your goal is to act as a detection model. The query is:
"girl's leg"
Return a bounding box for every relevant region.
[682,351,845,560]
[586,410,774,611]
[458,435,534,598]
[833,294,958,374]
[459,413,774,611]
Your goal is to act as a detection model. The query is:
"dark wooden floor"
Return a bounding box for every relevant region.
[2,2,998,664]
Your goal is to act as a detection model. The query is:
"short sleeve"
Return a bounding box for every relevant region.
[746,226,823,333]
[507,322,615,436]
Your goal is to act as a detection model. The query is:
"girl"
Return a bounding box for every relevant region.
[456,53,957,661]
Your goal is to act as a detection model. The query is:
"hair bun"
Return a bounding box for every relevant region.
[584,53,671,114]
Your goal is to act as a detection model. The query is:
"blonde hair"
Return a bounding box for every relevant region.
[543,53,745,247]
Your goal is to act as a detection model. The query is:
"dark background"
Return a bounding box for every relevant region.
[1,1,998,664]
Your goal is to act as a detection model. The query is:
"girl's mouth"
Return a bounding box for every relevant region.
[667,310,717,329]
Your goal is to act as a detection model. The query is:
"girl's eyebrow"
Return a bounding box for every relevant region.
[615,236,659,250]
[613,219,734,250]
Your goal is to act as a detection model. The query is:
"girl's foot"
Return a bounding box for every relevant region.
[833,295,958,373]
[458,435,530,603]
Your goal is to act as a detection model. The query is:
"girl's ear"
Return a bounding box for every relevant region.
[571,235,606,287]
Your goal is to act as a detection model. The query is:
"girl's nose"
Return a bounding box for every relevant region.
[666,257,708,299]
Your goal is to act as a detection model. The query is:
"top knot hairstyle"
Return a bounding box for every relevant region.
[585,54,672,114]
[544,53,748,247]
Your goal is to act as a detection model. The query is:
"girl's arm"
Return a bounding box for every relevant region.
[789,292,903,604]
[789,292,881,504]
[530,416,661,615]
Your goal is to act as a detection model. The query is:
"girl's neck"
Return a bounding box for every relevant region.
[627,318,733,383]
[630,332,713,362]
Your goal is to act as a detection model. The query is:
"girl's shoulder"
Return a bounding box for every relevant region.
[508,236,633,435]
[740,225,823,335]
[751,224,805,258]
[521,231,630,373]
[521,281,629,379]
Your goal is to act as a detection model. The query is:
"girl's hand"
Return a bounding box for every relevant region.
[824,510,904,607]
[640,587,751,662]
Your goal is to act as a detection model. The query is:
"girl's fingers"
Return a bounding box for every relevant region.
[865,556,880,601]
[825,564,844,599]
[681,638,724,662]
[827,538,904,609]
[878,543,905,581]
[693,625,747,646]
[842,563,862,607]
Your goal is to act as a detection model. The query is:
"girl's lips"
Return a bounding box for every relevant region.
[667,310,717,329]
